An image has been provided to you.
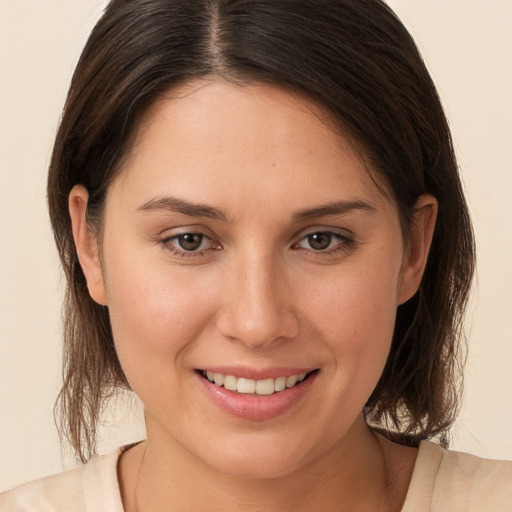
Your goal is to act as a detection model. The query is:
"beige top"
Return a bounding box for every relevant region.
[1,441,511,511]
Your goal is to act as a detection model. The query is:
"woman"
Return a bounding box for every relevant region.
[2,0,511,510]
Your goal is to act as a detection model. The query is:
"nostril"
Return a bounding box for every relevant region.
[216,304,300,348]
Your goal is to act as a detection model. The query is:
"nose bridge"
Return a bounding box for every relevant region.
[217,248,298,347]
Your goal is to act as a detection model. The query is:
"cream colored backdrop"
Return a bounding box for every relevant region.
[1,0,511,491]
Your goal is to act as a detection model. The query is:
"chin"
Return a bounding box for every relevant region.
[208,451,307,481]
[186,429,325,481]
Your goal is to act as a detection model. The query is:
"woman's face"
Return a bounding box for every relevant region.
[72,80,434,478]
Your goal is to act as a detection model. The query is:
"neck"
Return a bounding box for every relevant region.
[119,415,415,512]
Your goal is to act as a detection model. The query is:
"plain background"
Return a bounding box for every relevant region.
[1,0,511,491]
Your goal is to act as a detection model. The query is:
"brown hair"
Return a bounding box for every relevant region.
[48,0,475,462]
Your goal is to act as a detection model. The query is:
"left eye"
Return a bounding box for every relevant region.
[168,233,212,252]
[297,232,346,251]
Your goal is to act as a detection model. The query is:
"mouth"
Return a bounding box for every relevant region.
[199,369,319,396]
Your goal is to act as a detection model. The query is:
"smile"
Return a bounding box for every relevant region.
[201,370,315,395]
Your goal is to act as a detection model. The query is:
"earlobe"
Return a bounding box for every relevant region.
[68,185,108,306]
[397,194,438,305]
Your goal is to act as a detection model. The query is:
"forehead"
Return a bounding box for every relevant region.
[111,79,393,215]
[132,79,353,159]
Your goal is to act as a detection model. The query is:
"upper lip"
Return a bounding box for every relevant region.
[197,366,318,380]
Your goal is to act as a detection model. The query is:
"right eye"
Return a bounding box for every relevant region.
[299,232,336,251]
[295,230,353,253]
[173,233,209,251]
[160,232,219,257]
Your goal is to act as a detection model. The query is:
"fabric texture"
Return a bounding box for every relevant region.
[1,441,511,511]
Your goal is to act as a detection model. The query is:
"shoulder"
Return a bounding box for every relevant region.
[0,447,125,512]
[0,465,86,512]
[403,441,512,512]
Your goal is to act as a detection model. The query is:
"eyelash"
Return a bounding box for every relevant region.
[159,232,218,258]
[158,230,355,259]
[293,230,355,256]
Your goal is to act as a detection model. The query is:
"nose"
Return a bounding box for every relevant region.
[216,254,300,348]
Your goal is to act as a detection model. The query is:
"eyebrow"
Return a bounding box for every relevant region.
[137,196,228,221]
[291,199,376,222]
[136,196,375,223]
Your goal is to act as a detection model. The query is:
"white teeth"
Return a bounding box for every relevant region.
[224,375,238,391]
[275,376,286,392]
[237,378,256,394]
[255,378,275,395]
[285,375,298,388]
[203,371,312,395]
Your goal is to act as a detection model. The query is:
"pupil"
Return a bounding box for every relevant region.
[179,234,202,251]
[308,233,331,250]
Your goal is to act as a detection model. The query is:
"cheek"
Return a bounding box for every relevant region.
[307,262,400,340]
[303,256,401,389]
[103,254,218,386]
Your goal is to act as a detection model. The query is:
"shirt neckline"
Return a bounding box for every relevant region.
[84,440,441,512]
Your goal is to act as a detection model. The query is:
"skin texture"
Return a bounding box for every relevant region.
[69,80,437,511]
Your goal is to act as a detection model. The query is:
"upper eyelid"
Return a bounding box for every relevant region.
[294,231,352,247]
[158,225,215,239]
[163,232,214,247]
[291,226,354,243]
[163,231,211,240]
[299,228,352,237]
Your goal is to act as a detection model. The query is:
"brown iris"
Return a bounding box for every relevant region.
[177,233,203,251]
[307,233,332,250]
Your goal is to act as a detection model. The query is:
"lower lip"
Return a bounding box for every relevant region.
[197,371,318,421]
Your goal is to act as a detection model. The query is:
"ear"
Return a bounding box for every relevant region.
[397,194,438,305]
[68,185,108,306]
